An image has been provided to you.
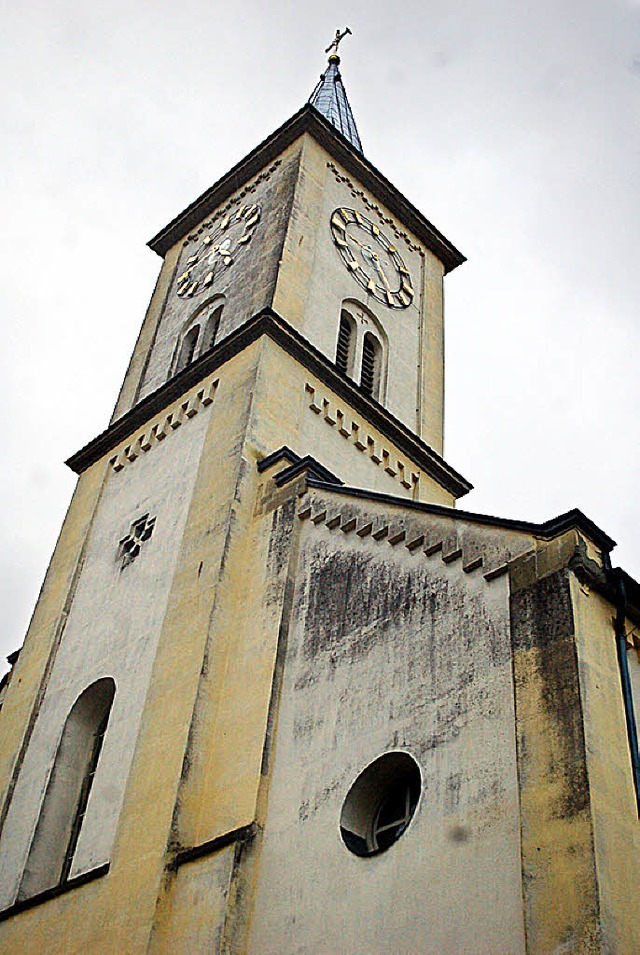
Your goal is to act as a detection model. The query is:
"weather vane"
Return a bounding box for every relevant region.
[325,27,352,57]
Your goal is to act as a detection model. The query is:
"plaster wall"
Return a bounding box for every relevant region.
[0,346,270,953]
[272,136,445,449]
[0,384,213,909]
[247,489,526,955]
[0,465,105,827]
[148,847,235,954]
[248,337,455,505]
[571,581,640,952]
[133,143,302,406]
[510,566,602,952]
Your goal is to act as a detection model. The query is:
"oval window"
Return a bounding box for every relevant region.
[340,752,421,857]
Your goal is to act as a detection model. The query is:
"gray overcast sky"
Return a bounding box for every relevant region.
[1,0,639,674]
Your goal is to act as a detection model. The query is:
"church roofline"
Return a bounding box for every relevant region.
[302,478,618,555]
[147,104,466,274]
[66,308,472,499]
[299,477,640,626]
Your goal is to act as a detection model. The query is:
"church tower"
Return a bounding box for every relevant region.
[0,37,639,955]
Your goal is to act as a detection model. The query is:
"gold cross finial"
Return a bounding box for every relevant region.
[325,27,352,58]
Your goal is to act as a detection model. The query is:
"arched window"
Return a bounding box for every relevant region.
[175,324,200,374]
[336,301,388,404]
[336,310,356,376]
[201,304,223,355]
[361,332,383,400]
[18,678,115,900]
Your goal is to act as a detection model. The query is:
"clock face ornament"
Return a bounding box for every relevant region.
[330,208,414,308]
[176,203,262,298]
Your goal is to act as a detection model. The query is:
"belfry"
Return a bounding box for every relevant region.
[0,35,639,954]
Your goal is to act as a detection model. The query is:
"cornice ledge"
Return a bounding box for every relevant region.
[304,480,617,555]
[66,309,472,500]
[148,105,465,273]
[0,863,109,922]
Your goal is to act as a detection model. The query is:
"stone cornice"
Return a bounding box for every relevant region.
[65,309,473,500]
[148,104,465,274]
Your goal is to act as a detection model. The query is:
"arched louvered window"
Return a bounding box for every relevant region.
[361,332,382,400]
[19,678,115,900]
[336,310,355,376]
[175,324,200,374]
[201,304,223,355]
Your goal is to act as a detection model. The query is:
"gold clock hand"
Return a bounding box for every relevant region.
[346,233,391,284]
[372,259,392,291]
[346,231,373,252]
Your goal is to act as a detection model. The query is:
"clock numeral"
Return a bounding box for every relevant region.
[203,271,214,287]
[220,215,230,231]
[366,279,377,293]
[385,289,395,306]
[334,236,349,248]
[397,290,412,307]
[236,233,251,245]
[331,214,347,231]
[347,258,359,271]
[401,280,414,295]
[186,255,198,265]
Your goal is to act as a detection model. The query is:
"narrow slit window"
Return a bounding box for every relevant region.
[361,332,382,399]
[336,312,354,375]
[175,324,200,374]
[201,304,223,355]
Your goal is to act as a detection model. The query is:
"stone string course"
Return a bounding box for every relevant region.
[305,383,420,495]
[109,379,218,473]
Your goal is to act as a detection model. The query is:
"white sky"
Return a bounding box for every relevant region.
[1,0,639,674]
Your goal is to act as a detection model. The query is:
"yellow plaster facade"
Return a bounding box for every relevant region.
[0,94,638,955]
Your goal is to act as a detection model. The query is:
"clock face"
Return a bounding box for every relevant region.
[175,203,262,298]
[330,208,414,309]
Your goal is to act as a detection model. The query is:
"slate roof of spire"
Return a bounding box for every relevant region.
[308,55,363,154]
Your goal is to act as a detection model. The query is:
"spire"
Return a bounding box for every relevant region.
[308,28,363,154]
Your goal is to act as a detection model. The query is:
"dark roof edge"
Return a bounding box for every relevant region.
[65,309,472,499]
[274,455,343,488]
[147,105,465,273]
[617,569,640,629]
[304,478,617,553]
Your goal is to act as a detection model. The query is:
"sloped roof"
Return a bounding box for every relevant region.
[148,105,465,272]
[308,55,363,154]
